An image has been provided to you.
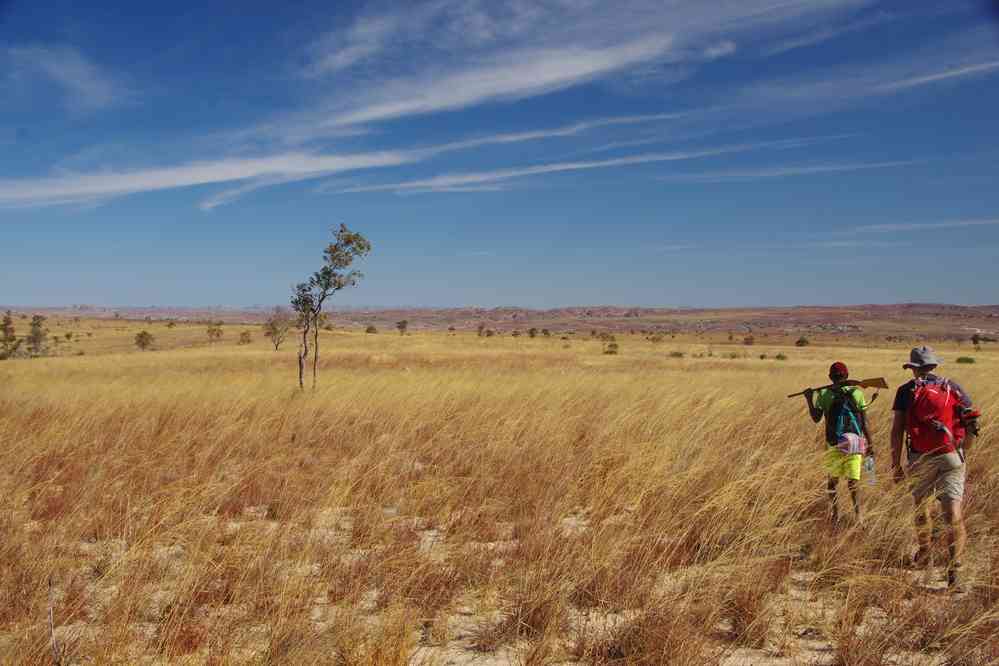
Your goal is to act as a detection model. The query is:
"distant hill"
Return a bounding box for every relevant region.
[5,303,998,341]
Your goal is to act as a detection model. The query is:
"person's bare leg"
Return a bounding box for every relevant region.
[940,498,966,586]
[847,478,861,522]
[827,477,839,524]
[913,503,932,566]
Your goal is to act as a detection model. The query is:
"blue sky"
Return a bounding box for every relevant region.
[2,0,998,308]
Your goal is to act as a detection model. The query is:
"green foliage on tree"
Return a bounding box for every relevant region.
[395,320,408,335]
[26,315,48,356]
[1,310,22,360]
[135,330,154,351]
[291,224,371,389]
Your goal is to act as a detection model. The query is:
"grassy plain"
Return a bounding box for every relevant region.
[1,320,997,664]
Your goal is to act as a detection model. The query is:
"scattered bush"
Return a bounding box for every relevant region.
[135,330,154,351]
[604,342,619,355]
[206,322,224,343]
[743,335,755,346]
[956,357,975,364]
[795,336,810,347]
[759,354,768,360]
[669,351,684,358]
[775,353,788,361]
[396,320,408,336]
[238,331,252,345]
[365,325,378,334]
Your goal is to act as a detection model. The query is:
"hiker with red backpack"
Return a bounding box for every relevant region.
[891,346,981,590]
[803,361,874,524]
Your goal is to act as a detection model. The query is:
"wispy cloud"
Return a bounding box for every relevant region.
[326,37,673,127]
[762,11,892,56]
[426,112,690,154]
[263,0,879,143]
[329,137,837,194]
[658,160,918,183]
[0,151,416,209]
[854,218,999,233]
[6,45,131,111]
[878,61,999,92]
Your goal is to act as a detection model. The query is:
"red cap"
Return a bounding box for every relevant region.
[829,361,849,379]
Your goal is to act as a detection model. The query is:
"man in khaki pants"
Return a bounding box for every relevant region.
[891,347,979,590]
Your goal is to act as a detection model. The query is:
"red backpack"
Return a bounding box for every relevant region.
[907,377,961,454]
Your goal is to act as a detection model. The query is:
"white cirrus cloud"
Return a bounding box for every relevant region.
[0,151,416,209]
[325,37,673,127]
[877,60,999,92]
[6,45,131,111]
[853,218,999,233]
[328,137,837,195]
[263,0,878,143]
[658,161,918,183]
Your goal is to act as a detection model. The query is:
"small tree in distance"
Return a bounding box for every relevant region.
[396,320,408,336]
[26,315,48,356]
[206,322,224,344]
[1,310,22,360]
[135,330,154,351]
[291,224,371,390]
[238,331,252,345]
[262,307,293,351]
[365,325,378,334]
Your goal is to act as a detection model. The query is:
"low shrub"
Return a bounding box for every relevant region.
[775,353,788,361]
[669,351,684,358]
[956,357,975,364]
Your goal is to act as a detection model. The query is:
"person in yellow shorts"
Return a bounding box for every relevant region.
[803,361,874,524]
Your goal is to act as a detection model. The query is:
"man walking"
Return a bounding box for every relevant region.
[891,346,979,590]
[804,361,873,524]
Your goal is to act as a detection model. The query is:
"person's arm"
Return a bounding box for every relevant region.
[891,410,906,483]
[804,389,823,423]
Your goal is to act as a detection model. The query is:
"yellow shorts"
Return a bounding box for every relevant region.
[825,446,862,481]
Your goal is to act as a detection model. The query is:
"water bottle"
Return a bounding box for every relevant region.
[864,455,876,485]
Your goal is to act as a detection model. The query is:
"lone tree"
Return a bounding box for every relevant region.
[262,306,293,351]
[291,224,371,390]
[1,310,22,360]
[135,330,154,351]
[26,315,48,356]
[206,322,224,343]
[396,320,408,336]
[238,331,252,345]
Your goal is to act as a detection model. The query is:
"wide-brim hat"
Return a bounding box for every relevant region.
[903,346,940,369]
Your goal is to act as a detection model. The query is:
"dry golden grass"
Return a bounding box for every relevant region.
[1,324,996,664]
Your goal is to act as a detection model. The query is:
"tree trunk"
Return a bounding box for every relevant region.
[297,321,310,390]
[312,324,319,390]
